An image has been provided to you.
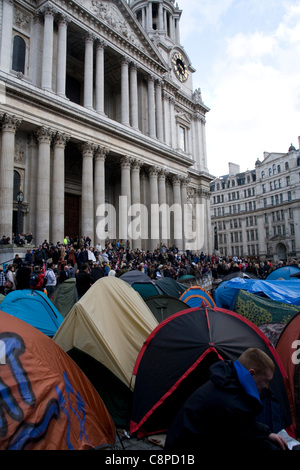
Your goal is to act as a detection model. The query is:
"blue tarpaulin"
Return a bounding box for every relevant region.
[213,278,300,310]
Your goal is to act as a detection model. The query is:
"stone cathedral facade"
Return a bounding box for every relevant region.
[0,0,212,252]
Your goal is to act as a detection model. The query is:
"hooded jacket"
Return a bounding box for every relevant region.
[165,360,273,452]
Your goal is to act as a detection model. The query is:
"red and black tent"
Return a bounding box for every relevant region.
[130,306,293,438]
[276,312,300,438]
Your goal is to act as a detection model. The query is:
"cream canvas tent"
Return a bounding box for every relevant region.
[53,277,158,427]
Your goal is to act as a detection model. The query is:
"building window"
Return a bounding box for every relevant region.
[12,35,26,74]
[261,170,265,179]
[273,164,276,175]
[285,162,289,170]
[286,176,290,186]
[179,126,186,151]
[277,164,281,173]
[288,191,292,201]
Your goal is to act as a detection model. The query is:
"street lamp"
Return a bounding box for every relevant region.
[214,225,218,251]
[16,189,24,236]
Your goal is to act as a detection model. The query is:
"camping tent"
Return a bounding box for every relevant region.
[233,289,299,326]
[130,306,292,438]
[131,282,162,300]
[0,310,115,450]
[50,278,78,317]
[266,266,300,280]
[53,277,158,427]
[221,271,258,281]
[276,312,300,438]
[179,286,216,308]
[120,270,152,285]
[145,295,190,322]
[0,289,64,337]
[155,278,187,299]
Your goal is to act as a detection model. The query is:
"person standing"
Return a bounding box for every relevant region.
[75,263,94,299]
[44,263,57,297]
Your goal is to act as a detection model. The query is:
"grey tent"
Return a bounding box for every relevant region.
[145,295,190,322]
[120,270,152,285]
[155,278,187,299]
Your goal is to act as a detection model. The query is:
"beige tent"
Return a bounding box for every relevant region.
[53,276,158,388]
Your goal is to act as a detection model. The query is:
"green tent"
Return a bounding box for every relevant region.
[131,282,162,300]
[145,295,190,322]
[233,289,299,326]
[50,278,78,317]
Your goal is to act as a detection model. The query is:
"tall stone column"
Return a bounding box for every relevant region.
[149,166,159,250]
[130,62,139,130]
[0,114,21,238]
[81,142,95,244]
[51,132,69,244]
[181,177,189,251]
[94,146,108,245]
[120,156,132,245]
[121,57,130,126]
[41,6,55,91]
[163,91,170,146]
[131,159,142,249]
[169,97,176,148]
[147,75,156,139]
[0,0,14,73]
[172,175,182,250]
[56,15,69,97]
[155,80,164,141]
[36,127,54,245]
[28,133,38,237]
[158,169,168,246]
[95,40,106,114]
[84,34,94,110]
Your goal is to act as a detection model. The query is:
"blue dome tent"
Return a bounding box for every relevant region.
[0,289,64,337]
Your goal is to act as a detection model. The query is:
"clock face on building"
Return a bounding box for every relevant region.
[172,52,188,82]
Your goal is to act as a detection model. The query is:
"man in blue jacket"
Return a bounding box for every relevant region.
[165,348,288,451]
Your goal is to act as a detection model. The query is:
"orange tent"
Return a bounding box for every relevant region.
[0,310,115,450]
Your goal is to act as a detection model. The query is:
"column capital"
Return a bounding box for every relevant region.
[80,141,97,156]
[131,158,143,171]
[181,176,190,186]
[54,132,70,147]
[57,13,71,26]
[121,155,133,169]
[172,174,181,185]
[158,168,169,179]
[122,56,131,66]
[36,126,55,144]
[38,4,56,18]
[95,145,109,161]
[95,38,107,49]
[148,166,160,177]
[1,113,22,132]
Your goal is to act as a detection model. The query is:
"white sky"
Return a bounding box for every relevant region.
[178,0,300,177]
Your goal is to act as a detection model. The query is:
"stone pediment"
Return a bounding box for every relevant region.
[75,0,167,69]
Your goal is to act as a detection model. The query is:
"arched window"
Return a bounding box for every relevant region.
[285,162,289,170]
[13,170,21,200]
[12,35,26,74]
[297,156,300,166]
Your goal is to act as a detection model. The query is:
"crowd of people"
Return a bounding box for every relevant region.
[0,233,300,299]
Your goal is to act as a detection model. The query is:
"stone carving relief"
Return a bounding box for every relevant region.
[14,7,31,33]
[14,138,25,165]
[77,0,146,52]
